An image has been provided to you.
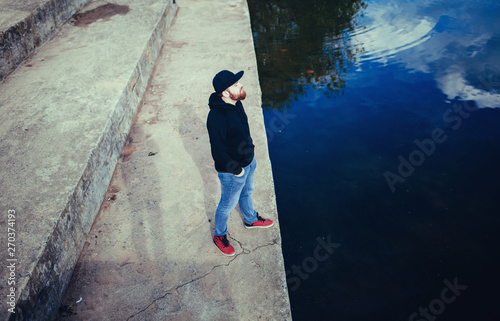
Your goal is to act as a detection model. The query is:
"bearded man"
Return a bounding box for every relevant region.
[207,70,274,256]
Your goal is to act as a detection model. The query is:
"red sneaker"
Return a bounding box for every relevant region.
[244,214,274,229]
[213,235,235,256]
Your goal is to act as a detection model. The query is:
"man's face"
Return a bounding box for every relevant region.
[225,81,247,101]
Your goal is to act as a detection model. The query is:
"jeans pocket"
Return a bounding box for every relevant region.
[233,173,246,183]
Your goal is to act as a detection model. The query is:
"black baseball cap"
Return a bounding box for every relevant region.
[212,70,244,94]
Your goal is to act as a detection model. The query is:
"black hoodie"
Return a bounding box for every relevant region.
[207,93,255,175]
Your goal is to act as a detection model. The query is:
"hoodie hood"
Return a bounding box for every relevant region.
[208,92,234,110]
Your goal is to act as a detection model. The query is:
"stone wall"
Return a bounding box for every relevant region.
[0,0,91,82]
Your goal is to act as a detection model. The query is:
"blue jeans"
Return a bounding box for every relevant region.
[214,157,258,236]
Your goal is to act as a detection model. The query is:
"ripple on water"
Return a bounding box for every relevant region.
[347,2,436,66]
[344,0,500,108]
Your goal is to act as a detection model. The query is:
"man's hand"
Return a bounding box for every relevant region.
[235,168,245,177]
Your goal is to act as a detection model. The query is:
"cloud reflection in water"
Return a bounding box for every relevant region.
[352,0,500,108]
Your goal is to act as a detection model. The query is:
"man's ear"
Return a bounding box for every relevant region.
[221,90,230,98]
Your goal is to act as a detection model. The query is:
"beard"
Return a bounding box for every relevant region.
[230,89,247,101]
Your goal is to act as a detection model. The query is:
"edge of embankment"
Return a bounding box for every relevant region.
[58,0,292,319]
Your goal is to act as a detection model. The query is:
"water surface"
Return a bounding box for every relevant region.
[248,0,500,320]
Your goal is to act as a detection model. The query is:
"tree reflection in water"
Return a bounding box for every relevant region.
[248,0,367,110]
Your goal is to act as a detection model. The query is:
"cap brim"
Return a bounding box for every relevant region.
[233,70,244,84]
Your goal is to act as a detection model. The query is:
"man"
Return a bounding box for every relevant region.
[207,70,274,256]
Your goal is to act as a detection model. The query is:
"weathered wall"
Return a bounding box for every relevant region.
[0,0,91,82]
[0,1,178,320]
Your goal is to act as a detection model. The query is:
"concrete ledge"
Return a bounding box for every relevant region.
[0,0,93,82]
[58,0,292,319]
[0,0,177,319]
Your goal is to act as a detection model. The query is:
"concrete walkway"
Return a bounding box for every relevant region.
[57,0,291,320]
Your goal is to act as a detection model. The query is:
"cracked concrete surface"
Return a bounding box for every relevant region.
[126,241,279,320]
[58,0,291,319]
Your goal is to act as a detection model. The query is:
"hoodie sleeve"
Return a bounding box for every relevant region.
[207,111,243,175]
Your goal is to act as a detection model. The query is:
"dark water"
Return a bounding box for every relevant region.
[248,0,500,320]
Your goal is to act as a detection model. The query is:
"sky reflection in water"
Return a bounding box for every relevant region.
[352,0,500,108]
[249,0,500,320]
